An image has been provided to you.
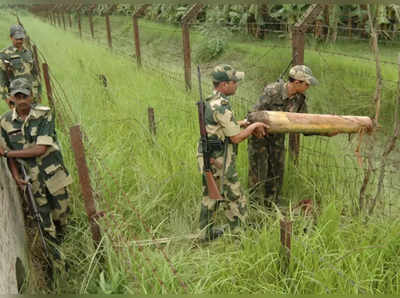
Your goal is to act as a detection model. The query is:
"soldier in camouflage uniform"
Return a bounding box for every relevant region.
[0,78,72,244]
[0,25,41,107]
[198,64,268,241]
[248,65,319,206]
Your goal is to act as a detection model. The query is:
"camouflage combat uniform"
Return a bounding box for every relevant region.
[248,65,318,205]
[198,90,247,239]
[0,46,41,101]
[0,104,72,240]
[248,81,307,205]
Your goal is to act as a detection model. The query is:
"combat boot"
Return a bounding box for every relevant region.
[208,227,224,241]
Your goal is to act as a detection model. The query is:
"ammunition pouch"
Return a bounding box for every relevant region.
[208,137,238,155]
[199,136,236,156]
[207,137,225,153]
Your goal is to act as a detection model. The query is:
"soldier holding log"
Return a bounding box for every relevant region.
[197,64,268,241]
[248,65,336,207]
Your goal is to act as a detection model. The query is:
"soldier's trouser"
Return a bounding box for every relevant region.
[33,186,70,241]
[198,145,247,237]
[248,133,285,205]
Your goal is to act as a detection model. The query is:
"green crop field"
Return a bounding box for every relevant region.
[1,8,400,295]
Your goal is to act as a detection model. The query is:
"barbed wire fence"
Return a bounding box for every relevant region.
[15,5,400,293]
[39,7,400,216]
[20,22,192,296]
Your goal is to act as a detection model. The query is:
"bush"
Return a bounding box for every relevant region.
[194,24,232,63]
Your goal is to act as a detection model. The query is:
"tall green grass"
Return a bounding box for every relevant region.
[0,10,399,294]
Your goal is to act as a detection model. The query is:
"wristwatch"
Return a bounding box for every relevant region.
[3,150,8,158]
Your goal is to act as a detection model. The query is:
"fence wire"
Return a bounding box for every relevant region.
[27,33,190,294]
[50,14,399,216]
[24,11,400,294]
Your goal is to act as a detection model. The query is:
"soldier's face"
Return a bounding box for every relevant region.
[294,80,309,94]
[14,93,33,109]
[11,36,24,48]
[222,80,238,96]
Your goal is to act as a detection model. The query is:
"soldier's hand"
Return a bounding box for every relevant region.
[0,146,4,157]
[251,122,269,138]
[239,119,250,128]
[15,177,27,190]
[209,157,223,169]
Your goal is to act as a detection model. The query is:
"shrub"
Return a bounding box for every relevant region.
[194,24,232,63]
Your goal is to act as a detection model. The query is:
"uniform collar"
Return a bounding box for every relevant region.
[213,89,229,100]
[11,108,18,121]
[10,45,26,53]
[11,107,39,122]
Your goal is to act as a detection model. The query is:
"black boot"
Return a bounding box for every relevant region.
[208,227,224,240]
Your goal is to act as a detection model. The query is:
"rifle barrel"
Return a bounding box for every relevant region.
[20,165,51,259]
[197,65,203,101]
[196,65,222,200]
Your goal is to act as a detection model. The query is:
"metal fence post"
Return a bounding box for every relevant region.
[89,14,95,39]
[32,45,41,80]
[68,12,72,28]
[42,63,54,109]
[62,12,66,30]
[57,12,61,27]
[88,4,96,39]
[148,107,156,136]
[289,4,324,162]
[69,125,102,248]
[77,12,82,38]
[181,3,203,91]
[280,219,292,272]
[105,14,112,49]
[132,5,150,67]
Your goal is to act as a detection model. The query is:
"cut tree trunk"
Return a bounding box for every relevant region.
[248,111,373,134]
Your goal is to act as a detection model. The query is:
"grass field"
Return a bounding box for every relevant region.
[1,10,400,294]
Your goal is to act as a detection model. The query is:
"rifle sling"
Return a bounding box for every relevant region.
[219,139,228,196]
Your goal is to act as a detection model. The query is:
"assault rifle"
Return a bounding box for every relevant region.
[196,65,222,200]
[20,165,52,262]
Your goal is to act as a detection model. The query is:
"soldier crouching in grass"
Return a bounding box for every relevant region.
[198,64,268,241]
[0,78,72,262]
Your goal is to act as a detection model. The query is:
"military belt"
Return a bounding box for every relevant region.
[207,136,231,153]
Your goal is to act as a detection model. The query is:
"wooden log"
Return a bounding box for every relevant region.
[248,111,373,134]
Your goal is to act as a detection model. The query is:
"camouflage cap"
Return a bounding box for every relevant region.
[10,78,32,96]
[212,64,245,83]
[10,24,26,39]
[289,65,318,86]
